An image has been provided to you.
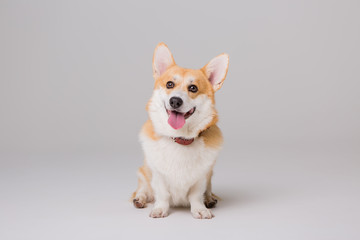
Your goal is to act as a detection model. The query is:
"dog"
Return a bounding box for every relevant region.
[131,43,229,219]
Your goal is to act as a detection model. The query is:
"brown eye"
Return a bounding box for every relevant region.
[188,85,198,93]
[166,81,175,89]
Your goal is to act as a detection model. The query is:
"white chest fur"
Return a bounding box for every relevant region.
[140,133,220,206]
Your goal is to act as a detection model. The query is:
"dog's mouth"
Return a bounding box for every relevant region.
[166,107,196,130]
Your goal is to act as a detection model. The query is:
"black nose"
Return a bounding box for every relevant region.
[169,97,183,109]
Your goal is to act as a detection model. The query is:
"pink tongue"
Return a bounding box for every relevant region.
[168,111,185,129]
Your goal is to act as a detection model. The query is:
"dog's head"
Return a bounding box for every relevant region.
[147,43,229,138]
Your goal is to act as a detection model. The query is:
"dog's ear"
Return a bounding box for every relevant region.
[202,53,229,91]
[153,43,175,79]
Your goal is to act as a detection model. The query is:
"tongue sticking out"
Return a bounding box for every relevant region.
[168,111,185,129]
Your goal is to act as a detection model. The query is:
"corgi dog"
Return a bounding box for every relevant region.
[132,43,229,219]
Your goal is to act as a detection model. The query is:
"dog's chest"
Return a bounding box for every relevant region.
[142,136,218,187]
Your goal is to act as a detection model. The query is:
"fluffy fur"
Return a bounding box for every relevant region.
[132,43,229,219]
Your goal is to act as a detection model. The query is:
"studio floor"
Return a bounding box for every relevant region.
[1,143,359,240]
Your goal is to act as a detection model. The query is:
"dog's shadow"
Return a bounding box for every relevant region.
[165,186,269,215]
[214,187,264,208]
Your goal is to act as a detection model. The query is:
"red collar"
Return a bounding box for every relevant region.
[172,137,195,145]
[170,128,209,145]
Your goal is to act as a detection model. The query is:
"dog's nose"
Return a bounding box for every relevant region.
[169,97,183,109]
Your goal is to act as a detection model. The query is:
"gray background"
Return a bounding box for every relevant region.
[1,0,359,239]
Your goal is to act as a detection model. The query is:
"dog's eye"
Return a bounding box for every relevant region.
[166,81,175,89]
[188,85,198,93]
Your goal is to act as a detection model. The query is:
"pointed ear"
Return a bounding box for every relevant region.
[202,53,229,91]
[152,43,175,79]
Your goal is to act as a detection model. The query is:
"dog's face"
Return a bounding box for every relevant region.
[147,43,229,138]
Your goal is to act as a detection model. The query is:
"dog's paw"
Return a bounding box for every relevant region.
[191,208,214,219]
[204,195,218,208]
[149,208,169,218]
[133,197,146,208]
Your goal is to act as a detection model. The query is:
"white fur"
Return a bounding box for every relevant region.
[140,133,220,205]
[140,130,220,218]
[140,86,221,218]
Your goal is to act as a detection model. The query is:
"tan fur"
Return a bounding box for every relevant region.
[142,119,159,141]
[138,164,152,184]
[132,162,153,207]
[154,65,215,101]
[200,125,223,148]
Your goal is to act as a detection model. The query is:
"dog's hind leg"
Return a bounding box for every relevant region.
[132,163,153,208]
[204,169,218,208]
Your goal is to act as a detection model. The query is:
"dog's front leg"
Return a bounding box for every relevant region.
[149,172,170,218]
[188,179,214,219]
